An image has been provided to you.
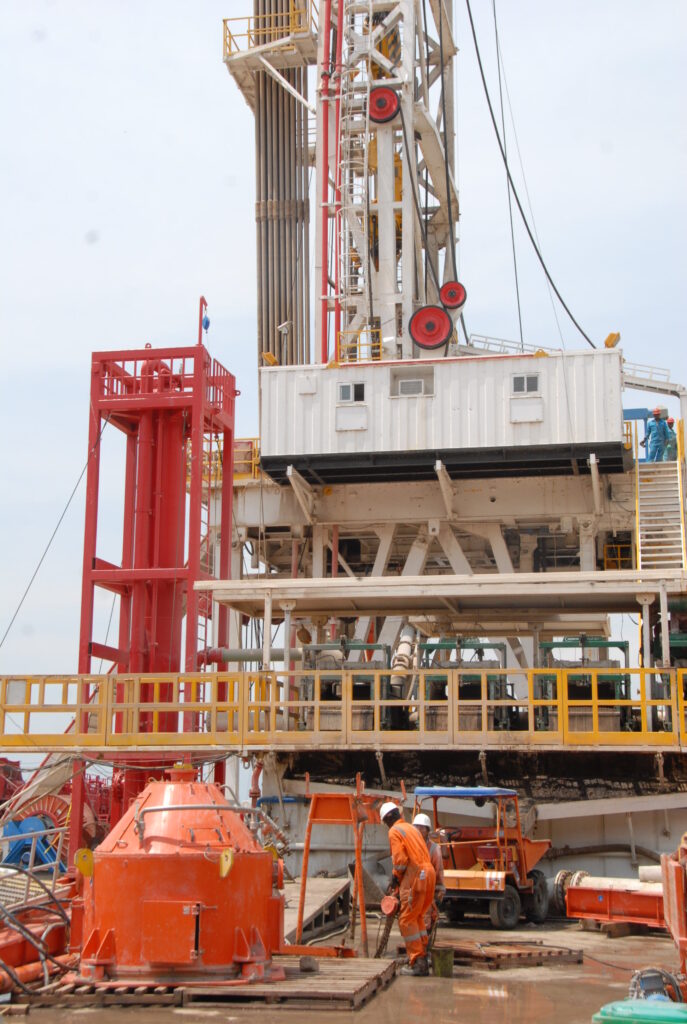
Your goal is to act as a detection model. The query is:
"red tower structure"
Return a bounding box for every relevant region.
[71,334,236,856]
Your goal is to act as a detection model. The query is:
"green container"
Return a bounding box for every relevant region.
[593,1001,687,1023]
[431,947,454,978]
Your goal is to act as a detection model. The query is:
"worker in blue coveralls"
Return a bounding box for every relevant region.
[664,417,678,461]
[640,407,669,462]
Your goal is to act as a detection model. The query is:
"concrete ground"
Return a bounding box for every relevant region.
[42,919,679,1024]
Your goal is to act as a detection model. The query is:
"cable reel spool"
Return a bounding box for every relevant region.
[369,86,400,124]
[409,305,453,350]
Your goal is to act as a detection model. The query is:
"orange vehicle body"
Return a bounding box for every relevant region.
[413,786,551,924]
[439,822,550,895]
[662,832,687,973]
[75,767,284,982]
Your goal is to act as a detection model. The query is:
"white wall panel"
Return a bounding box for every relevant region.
[261,349,624,458]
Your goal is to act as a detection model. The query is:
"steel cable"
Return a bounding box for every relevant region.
[0,411,110,651]
[492,0,524,351]
[464,0,596,349]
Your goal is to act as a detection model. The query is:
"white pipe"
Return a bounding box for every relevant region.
[638,865,662,882]
[390,625,415,694]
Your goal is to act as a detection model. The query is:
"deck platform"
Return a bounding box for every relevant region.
[19,956,396,1011]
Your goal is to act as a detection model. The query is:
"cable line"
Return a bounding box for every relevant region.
[492,0,524,351]
[464,0,596,349]
[0,413,110,652]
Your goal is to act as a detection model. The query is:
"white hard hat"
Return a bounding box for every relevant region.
[413,813,432,830]
[379,801,399,822]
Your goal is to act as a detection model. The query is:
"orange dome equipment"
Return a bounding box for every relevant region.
[76,765,284,983]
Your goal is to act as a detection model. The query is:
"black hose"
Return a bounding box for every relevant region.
[0,956,36,996]
[0,905,68,973]
[544,842,660,864]
[0,864,69,923]
[437,2,457,280]
[398,106,441,297]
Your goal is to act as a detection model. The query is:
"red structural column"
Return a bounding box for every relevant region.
[185,352,205,672]
[319,0,332,363]
[73,343,236,853]
[78,363,104,675]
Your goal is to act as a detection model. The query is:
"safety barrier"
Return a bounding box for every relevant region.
[223,2,317,57]
[336,327,383,363]
[0,669,685,752]
[233,437,260,479]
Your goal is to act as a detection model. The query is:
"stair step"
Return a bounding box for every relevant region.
[640,529,683,536]
[641,557,684,563]
[638,528,683,536]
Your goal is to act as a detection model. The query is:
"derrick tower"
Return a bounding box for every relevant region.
[224,0,462,364]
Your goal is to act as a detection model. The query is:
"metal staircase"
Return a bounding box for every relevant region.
[636,461,686,569]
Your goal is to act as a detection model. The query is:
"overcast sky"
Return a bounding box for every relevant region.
[1,0,686,676]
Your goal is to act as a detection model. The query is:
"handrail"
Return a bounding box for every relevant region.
[336,326,382,363]
[223,1,317,58]
[0,826,68,906]
[0,668,683,752]
[678,419,687,569]
[635,420,642,569]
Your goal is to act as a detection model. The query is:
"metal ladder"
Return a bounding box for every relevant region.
[636,460,686,569]
[338,0,374,322]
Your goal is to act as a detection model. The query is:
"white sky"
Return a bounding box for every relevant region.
[1,0,686,675]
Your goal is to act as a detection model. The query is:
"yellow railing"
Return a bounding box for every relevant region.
[677,419,687,568]
[1,668,684,752]
[233,438,260,480]
[185,437,260,487]
[603,543,633,570]
[223,1,317,57]
[336,327,383,363]
[623,419,634,451]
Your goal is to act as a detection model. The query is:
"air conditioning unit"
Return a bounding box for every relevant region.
[399,378,424,396]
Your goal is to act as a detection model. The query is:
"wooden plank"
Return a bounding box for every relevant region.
[282,876,351,942]
[433,939,583,970]
[20,957,396,1011]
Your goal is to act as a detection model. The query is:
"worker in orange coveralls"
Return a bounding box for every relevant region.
[380,801,435,976]
[413,812,445,931]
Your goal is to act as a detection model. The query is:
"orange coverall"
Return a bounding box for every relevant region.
[389,820,436,964]
[425,839,445,930]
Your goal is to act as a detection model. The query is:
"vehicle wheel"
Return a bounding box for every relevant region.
[489,884,521,929]
[444,902,465,923]
[524,870,549,924]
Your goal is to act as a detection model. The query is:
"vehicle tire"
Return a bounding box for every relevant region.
[523,869,549,924]
[444,901,465,923]
[489,884,521,929]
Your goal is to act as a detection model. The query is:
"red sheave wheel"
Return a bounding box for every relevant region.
[440,280,467,310]
[409,305,453,349]
[369,86,400,124]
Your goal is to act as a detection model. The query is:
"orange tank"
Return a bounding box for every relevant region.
[77,766,284,982]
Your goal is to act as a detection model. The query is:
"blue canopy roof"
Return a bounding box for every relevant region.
[414,786,517,799]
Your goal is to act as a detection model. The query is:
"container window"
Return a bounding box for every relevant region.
[338,382,365,403]
[512,374,539,395]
